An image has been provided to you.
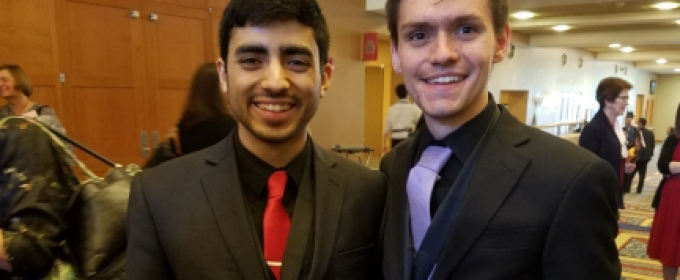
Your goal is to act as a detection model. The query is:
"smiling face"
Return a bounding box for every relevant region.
[0,70,18,99]
[220,21,331,145]
[391,0,510,129]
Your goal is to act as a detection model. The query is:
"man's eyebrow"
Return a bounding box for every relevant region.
[401,14,482,30]
[281,45,313,57]
[235,44,268,56]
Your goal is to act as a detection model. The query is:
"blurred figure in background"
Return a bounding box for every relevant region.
[623,112,637,148]
[624,117,655,194]
[177,62,237,155]
[0,65,66,133]
[648,104,680,280]
[144,62,237,169]
[580,77,635,209]
[383,84,421,153]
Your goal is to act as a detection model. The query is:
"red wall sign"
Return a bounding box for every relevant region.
[362,32,378,61]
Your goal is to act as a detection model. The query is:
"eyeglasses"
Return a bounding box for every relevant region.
[617,96,630,100]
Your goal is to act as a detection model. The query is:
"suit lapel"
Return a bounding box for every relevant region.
[200,133,269,280]
[384,134,420,280]
[307,144,346,280]
[281,151,314,280]
[432,112,531,280]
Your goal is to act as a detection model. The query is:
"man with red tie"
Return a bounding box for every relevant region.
[125,0,385,279]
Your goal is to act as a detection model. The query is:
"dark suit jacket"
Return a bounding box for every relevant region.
[579,110,623,184]
[624,124,637,148]
[126,133,386,279]
[637,127,655,162]
[381,105,621,279]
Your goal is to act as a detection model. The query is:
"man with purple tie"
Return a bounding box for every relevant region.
[380,0,621,279]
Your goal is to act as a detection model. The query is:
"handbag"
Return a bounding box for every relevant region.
[28,117,136,279]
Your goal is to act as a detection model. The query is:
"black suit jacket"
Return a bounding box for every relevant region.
[579,110,623,184]
[381,105,621,279]
[126,133,386,279]
[637,127,655,162]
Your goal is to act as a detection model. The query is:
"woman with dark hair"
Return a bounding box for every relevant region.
[579,77,634,209]
[648,104,680,280]
[177,62,237,154]
[0,65,66,133]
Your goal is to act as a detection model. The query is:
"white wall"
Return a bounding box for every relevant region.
[652,75,680,141]
[488,43,655,126]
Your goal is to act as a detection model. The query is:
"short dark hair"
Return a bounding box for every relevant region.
[218,0,330,69]
[638,118,647,126]
[395,84,408,99]
[0,64,32,97]
[625,112,634,118]
[595,77,632,109]
[179,63,227,126]
[386,0,508,46]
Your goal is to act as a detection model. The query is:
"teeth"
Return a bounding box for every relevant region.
[427,76,463,84]
[258,103,291,112]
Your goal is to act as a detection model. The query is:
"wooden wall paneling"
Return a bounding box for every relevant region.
[212,14,222,60]
[0,0,62,111]
[56,0,147,172]
[142,2,214,134]
[208,0,229,11]
[144,0,209,10]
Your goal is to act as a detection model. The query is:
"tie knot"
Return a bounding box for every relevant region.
[267,170,288,198]
[417,145,452,173]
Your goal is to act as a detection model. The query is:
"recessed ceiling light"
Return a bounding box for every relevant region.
[654,2,679,10]
[675,68,680,72]
[657,58,668,64]
[676,19,680,24]
[620,47,635,53]
[552,25,571,32]
[512,11,536,20]
[609,43,622,48]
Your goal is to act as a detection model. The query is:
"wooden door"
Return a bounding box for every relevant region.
[56,0,147,172]
[500,90,529,124]
[142,2,214,140]
[145,0,208,9]
[365,66,384,168]
[646,99,654,128]
[0,0,62,111]
[635,94,644,120]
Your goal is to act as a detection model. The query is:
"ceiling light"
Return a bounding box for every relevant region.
[654,2,679,10]
[552,25,571,32]
[657,58,668,64]
[675,68,680,72]
[512,11,536,20]
[609,43,621,48]
[676,19,680,24]
[620,47,635,53]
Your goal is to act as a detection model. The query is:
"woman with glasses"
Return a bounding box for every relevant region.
[579,77,635,209]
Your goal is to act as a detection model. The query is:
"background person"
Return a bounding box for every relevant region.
[624,117,655,194]
[580,77,635,209]
[648,104,680,280]
[0,65,65,133]
[383,84,421,152]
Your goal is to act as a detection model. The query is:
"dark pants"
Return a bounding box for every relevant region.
[623,160,649,193]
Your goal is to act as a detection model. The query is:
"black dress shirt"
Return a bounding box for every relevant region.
[233,130,314,278]
[233,131,310,245]
[414,98,496,216]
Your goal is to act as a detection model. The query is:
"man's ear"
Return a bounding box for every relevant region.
[391,41,402,73]
[493,24,512,63]
[216,58,228,93]
[320,61,333,99]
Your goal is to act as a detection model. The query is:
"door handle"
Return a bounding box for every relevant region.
[141,131,150,158]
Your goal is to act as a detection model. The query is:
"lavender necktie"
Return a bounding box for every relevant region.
[407,145,452,252]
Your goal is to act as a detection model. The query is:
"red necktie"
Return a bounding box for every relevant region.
[264,170,290,280]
